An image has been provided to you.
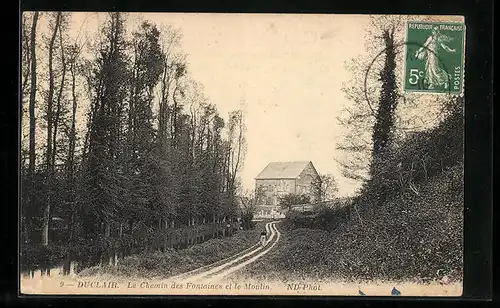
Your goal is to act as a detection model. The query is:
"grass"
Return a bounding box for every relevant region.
[79,221,266,279]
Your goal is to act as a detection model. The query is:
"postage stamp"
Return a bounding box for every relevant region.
[403,21,466,94]
[20,13,465,297]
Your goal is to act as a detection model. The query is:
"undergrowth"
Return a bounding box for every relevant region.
[78,222,264,278]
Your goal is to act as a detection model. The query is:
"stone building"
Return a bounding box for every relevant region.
[255,161,321,206]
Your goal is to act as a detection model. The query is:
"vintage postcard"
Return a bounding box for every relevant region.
[19,13,465,296]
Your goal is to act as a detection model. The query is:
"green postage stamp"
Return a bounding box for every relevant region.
[404,21,466,95]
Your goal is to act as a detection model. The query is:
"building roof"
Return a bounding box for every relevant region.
[255,161,313,180]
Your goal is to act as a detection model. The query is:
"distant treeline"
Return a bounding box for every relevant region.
[20,12,245,274]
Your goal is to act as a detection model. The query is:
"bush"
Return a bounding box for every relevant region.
[241,212,256,230]
[284,202,352,232]
[79,222,264,278]
[20,244,68,272]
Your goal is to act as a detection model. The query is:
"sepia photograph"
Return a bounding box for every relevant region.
[19,12,465,296]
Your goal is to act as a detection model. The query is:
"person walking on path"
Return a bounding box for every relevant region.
[260,230,268,247]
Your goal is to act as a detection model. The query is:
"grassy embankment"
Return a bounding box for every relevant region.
[79,221,266,279]
[236,163,463,285]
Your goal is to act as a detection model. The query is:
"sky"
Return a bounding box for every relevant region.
[35,13,374,196]
[146,13,370,196]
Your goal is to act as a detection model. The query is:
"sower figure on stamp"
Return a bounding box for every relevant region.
[415,26,456,90]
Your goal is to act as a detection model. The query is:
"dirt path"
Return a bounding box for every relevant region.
[169,220,281,283]
[20,219,462,296]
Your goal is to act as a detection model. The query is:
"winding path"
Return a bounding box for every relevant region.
[169,220,281,283]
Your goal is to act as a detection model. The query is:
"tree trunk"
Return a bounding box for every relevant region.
[27,11,39,246]
[67,61,77,171]
[64,50,78,273]
[51,25,67,169]
[21,14,32,97]
[42,12,62,247]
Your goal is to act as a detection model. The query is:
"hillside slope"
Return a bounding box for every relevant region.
[237,162,463,283]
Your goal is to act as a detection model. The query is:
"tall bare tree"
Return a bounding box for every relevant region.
[24,11,39,245]
[41,12,62,247]
[157,26,183,151]
[51,14,70,169]
[227,110,245,193]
